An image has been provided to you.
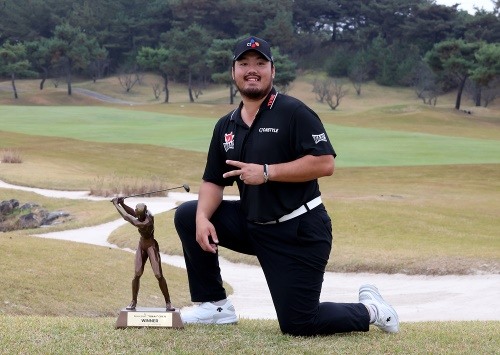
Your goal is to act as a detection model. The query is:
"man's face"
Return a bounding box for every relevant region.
[232,51,274,100]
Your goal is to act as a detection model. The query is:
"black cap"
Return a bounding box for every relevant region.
[233,36,273,62]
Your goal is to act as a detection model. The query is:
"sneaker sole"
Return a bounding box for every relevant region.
[182,317,238,325]
[180,301,238,325]
[214,316,238,325]
[181,314,238,325]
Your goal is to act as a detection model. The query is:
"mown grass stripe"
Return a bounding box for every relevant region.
[1,106,500,167]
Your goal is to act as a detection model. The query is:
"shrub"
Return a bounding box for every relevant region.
[1,149,22,163]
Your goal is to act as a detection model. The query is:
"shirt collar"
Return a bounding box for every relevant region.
[262,87,278,110]
[230,87,278,122]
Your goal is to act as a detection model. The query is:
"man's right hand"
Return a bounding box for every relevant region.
[196,217,219,254]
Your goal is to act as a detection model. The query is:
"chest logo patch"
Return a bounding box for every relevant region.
[259,127,279,133]
[312,133,327,144]
[223,132,235,152]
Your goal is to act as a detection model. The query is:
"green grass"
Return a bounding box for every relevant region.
[1,105,500,167]
[0,105,216,152]
[0,76,499,352]
[2,131,497,274]
[0,226,192,316]
[0,130,209,191]
[331,125,500,166]
[0,317,498,354]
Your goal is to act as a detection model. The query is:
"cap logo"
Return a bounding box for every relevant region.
[234,36,272,62]
[247,38,261,48]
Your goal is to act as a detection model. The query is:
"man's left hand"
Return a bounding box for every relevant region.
[223,160,265,185]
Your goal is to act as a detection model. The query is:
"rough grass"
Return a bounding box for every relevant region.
[89,175,173,197]
[2,133,497,274]
[0,225,192,316]
[0,130,208,191]
[0,75,499,352]
[0,75,498,275]
[107,165,499,276]
[0,316,498,354]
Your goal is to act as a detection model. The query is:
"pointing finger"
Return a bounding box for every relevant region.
[226,160,243,168]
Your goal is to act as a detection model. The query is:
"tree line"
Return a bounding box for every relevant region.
[0,0,499,109]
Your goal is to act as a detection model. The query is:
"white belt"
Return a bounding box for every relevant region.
[255,196,322,225]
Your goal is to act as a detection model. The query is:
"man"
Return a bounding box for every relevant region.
[112,197,175,312]
[174,36,399,335]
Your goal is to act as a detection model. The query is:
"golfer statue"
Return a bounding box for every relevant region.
[112,197,175,311]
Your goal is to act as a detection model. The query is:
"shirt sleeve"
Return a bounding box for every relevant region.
[292,104,336,158]
[202,120,234,187]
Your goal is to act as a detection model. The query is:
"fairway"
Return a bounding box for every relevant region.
[0,106,216,152]
[331,124,500,167]
[1,105,500,167]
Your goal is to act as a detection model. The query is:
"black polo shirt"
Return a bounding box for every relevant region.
[203,87,336,223]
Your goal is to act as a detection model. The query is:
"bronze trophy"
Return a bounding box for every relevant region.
[112,185,189,329]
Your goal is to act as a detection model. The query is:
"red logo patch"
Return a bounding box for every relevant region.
[223,132,235,152]
[225,132,234,143]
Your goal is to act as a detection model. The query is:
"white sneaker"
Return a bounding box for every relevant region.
[181,299,238,324]
[359,284,399,333]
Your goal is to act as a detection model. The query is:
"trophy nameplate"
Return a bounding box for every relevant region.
[115,307,184,329]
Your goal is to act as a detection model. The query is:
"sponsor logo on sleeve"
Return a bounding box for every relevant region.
[312,133,327,144]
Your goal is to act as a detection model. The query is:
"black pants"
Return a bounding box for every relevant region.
[174,199,369,336]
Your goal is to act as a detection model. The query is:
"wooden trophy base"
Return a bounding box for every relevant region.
[115,307,184,329]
